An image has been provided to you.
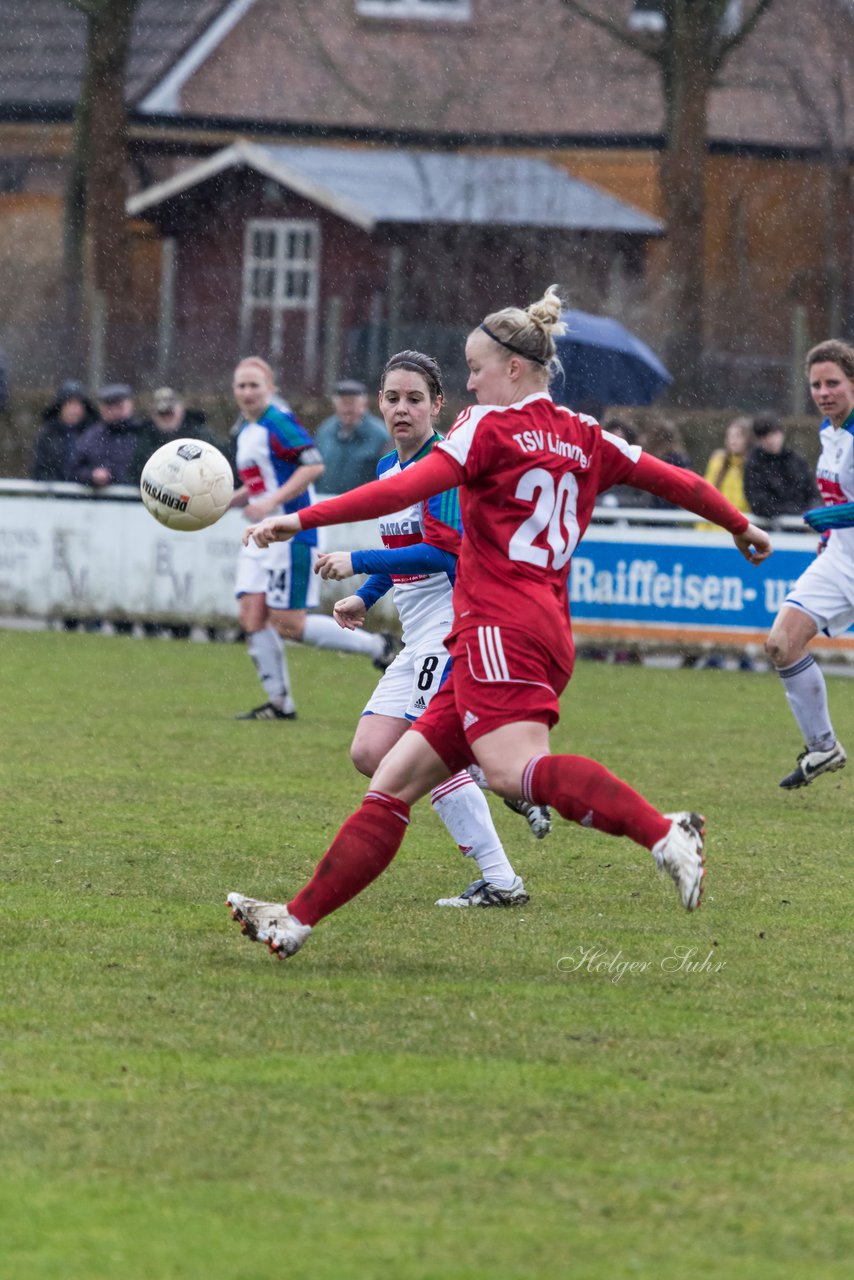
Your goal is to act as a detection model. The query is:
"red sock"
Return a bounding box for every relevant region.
[288,791,410,927]
[528,755,669,850]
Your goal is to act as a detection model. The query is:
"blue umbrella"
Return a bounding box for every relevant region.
[550,309,671,408]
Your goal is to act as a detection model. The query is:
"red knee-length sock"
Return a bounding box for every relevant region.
[288,791,411,927]
[526,755,669,850]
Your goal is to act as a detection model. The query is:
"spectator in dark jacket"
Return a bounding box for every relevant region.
[31,380,98,481]
[134,385,220,475]
[73,384,150,487]
[744,412,818,519]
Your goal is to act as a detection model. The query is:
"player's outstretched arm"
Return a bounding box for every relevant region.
[246,451,462,549]
[303,450,462,530]
[628,453,770,549]
[804,500,854,532]
[315,551,353,580]
[732,522,772,564]
[243,512,302,547]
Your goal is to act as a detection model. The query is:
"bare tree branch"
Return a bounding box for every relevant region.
[712,0,778,71]
[557,0,784,399]
[559,0,663,64]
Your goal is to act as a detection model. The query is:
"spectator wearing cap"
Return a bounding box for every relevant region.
[314,377,391,494]
[744,411,818,519]
[149,386,213,440]
[135,386,219,474]
[72,383,150,488]
[31,380,98,481]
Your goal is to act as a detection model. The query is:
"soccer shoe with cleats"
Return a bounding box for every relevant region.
[235,701,297,720]
[435,875,529,908]
[227,893,294,942]
[504,797,552,839]
[652,812,706,911]
[779,741,847,790]
[262,915,313,959]
[373,631,402,672]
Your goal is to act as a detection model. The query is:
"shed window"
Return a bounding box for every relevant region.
[357,1,471,21]
[241,218,320,369]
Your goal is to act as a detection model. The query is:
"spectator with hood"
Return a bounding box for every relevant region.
[32,380,98,481]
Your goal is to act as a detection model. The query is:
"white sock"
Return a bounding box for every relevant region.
[431,772,517,888]
[302,612,383,658]
[778,655,836,752]
[467,763,490,792]
[247,628,295,713]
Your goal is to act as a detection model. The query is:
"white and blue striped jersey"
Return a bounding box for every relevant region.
[235,402,322,546]
[815,412,854,567]
[362,435,462,644]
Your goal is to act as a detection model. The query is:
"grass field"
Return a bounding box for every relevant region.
[1,630,852,1279]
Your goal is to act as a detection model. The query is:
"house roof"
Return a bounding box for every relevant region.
[0,0,245,108]
[126,140,664,234]
[2,1,851,153]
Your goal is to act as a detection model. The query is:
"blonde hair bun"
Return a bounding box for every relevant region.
[526,285,566,338]
[480,285,566,372]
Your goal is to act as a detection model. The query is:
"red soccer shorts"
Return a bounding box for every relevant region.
[413,623,573,775]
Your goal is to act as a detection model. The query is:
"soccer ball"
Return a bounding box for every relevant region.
[140,439,234,531]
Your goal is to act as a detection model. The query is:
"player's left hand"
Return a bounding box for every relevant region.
[733,522,772,565]
[333,595,367,630]
[243,514,301,547]
[315,551,354,580]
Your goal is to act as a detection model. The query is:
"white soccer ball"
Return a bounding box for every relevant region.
[140,438,234,531]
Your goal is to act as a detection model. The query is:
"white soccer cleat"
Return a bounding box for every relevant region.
[227,892,293,942]
[779,741,847,790]
[261,916,313,959]
[435,875,529,908]
[652,812,706,911]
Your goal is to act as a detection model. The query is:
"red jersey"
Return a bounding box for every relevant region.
[298,393,748,674]
[436,392,639,648]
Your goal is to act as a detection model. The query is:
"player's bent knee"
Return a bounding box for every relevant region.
[478,764,523,802]
[765,631,799,668]
[350,742,379,778]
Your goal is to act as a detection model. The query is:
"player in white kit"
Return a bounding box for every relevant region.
[316,350,543,907]
[230,357,398,721]
[765,339,854,788]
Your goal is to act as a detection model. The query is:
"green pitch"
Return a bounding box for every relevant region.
[1,631,851,1279]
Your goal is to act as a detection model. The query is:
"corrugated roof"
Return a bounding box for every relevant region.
[128,140,664,234]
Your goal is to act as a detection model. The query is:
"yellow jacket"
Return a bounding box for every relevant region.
[697,449,748,531]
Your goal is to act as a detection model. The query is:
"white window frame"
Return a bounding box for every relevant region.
[240,218,321,377]
[357,0,471,22]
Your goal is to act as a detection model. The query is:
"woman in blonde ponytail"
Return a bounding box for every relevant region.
[227,289,772,960]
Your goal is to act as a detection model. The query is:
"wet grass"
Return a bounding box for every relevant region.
[0,631,851,1279]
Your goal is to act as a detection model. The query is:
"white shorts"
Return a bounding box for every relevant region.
[784,550,854,637]
[235,538,320,611]
[363,635,452,722]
